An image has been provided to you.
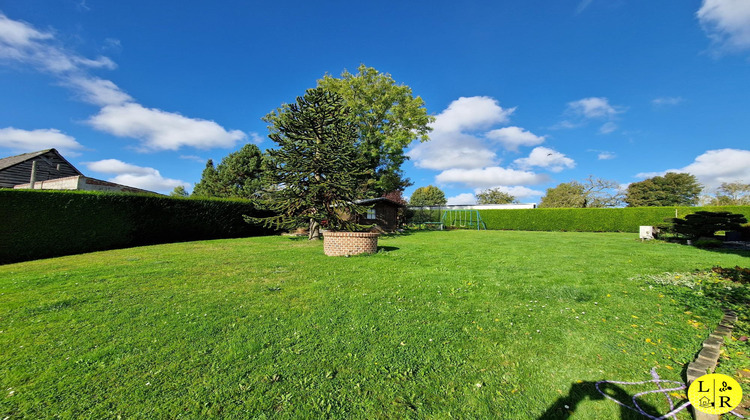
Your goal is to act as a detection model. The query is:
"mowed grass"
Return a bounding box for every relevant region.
[1,230,747,419]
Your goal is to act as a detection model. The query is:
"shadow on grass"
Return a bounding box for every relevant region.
[377,246,399,253]
[538,381,665,420]
[657,238,750,257]
[701,247,750,258]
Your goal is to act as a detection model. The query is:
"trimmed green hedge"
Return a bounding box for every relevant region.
[477,206,750,232]
[0,189,276,264]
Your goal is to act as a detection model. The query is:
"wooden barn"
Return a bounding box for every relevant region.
[355,198,406,232]
[0,149,82,188]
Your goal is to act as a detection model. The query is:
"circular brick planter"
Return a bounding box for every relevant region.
[323,231,379,256]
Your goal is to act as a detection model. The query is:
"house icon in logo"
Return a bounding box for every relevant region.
[698,396,712,408]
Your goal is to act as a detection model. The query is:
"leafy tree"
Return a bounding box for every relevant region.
[317,64,434,195]
[476,188,519,205]
[539,176,622,208]
[625,172,702,207]
[539,182,586,208]
[192,144,265,199]
[170,186,189,197]
[409,185,447,206]
[709,182,750,205]
[382,190,408,206]
[254,87,369,240]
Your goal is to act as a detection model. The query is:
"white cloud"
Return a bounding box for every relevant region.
[0,13,115,74]
[556,97,625,133]
[436,166,549,188]
[698,0,750,52]
[475,185,544,199]
[634,171,664,179]
[0,127,84,155]
[87,103,246,151]
[65,76,132,106]
[249,132,265,144]
[485,126,546,152]
[431,96,515,133]
[652,96,684,106]
[409,131,497,170]
[0,13,52,48]
[84,159,189,193]
[599,122,618,134]
[179,154,206,163]
[0,13,244,152]
[107,173,188,193]
[567,97,621,119]
[409,96,519,170]
[84,158,154,175]
[597,151,616,160]
[513,147,576,173]
[635,148,750,190]
[677,148,750,189]
[446,193,476,205]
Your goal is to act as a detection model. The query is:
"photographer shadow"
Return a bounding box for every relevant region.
[538,381,663,420]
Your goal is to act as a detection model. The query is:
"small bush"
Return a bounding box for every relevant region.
[665,211,748,240]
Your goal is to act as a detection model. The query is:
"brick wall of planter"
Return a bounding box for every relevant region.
[323,231,379,256]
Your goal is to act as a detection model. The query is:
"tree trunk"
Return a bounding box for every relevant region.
[308,218,321,240]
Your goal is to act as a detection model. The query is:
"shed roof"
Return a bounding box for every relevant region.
[355,197,407,208]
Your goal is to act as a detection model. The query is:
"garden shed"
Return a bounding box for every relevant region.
[354,197,405,232]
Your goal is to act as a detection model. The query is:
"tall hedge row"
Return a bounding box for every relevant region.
[0,189,276,264]
[477,206,750,232]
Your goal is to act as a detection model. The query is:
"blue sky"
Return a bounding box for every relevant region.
[1,0,749,203]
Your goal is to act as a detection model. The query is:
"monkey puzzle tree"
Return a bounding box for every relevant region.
[255,87,370,240]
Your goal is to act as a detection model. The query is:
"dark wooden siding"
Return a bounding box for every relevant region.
[0,151,81,188]
[361,202,402,231]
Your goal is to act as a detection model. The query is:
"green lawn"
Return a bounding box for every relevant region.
[1,231,747,419]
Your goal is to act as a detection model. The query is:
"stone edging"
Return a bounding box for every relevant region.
[686,309,737,420]
[686,309,737,383]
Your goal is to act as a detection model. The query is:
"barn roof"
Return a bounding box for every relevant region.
[0,148,83,175]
